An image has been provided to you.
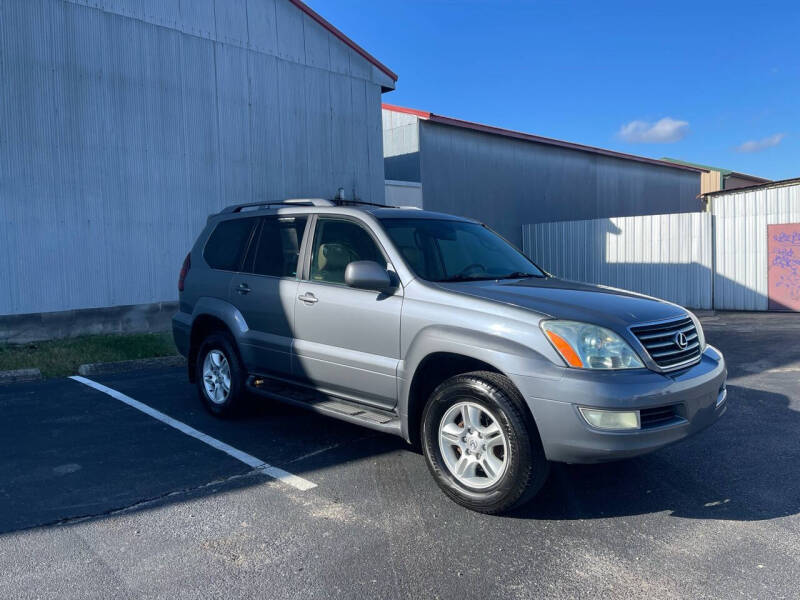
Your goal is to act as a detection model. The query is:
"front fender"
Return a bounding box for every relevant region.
[397,324,562,441]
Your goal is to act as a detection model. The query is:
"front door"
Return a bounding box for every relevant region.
[293,217,402,409]
[231,215,308,377]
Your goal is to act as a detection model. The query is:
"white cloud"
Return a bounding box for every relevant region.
[618,117,689,143]
[735,133,785,153]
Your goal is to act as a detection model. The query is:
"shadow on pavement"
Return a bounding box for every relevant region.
[1,315,798,534]
[510,383,799,522]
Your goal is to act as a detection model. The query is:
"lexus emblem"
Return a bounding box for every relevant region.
[674,331,688,349]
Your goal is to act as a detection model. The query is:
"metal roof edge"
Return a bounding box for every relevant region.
[702,176,800,197]
[382,104,707,173]
[290,0,398,85]
[661,158,770,182]
[725,171,771,183]
[381,103,431,119]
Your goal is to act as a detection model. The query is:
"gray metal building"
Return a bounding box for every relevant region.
[0,0,395,333]
[383,105,704,248]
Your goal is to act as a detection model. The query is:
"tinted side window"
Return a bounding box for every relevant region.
[310,219,385,284]
[203,218,257,271]
[248,216,307,278]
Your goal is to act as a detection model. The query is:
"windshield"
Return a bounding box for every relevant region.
[379,218,546,282]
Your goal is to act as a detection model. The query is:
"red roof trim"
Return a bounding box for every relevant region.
[381,103,430,119]
[290,0,397,83]
[382,104,707,173]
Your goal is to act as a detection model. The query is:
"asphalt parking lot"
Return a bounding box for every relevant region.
[1,313,799,599]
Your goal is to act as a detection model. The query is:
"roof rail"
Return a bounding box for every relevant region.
[332,199,396,208]
[220,198,334,214]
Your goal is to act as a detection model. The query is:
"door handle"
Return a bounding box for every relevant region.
[298,292,318,304]
[236,283,251,295]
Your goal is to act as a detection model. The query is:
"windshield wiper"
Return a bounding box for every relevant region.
[438,271,543,282]
[495,271,544,280]
[437,274,497,283]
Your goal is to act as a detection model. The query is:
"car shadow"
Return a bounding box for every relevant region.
[508,383,800,522]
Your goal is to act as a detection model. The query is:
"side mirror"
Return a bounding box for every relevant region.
[345,261,393,292]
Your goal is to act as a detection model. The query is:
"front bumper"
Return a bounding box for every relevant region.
[512,345,727,463]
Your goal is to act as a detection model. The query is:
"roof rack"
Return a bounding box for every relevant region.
[220,198,335,214]
[219,197,417,215]
[332,199,397,208]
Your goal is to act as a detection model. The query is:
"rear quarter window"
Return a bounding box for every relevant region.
[203,218,256,271]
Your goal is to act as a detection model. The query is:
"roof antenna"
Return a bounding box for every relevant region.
[336,187,346,202]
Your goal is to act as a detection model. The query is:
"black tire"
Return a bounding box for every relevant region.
[195,332,246,417]
[421,371,550,514]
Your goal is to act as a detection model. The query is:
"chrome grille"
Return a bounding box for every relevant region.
[630,316,701,370]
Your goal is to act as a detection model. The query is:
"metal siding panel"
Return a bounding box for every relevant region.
[524,213,713,309]
[0,0,9,312]
[178,0,215,38]
[140,0,180,27]
[180,33,221,234]
[277,58,307,196]
[365,83,385,203]
[303,67,333,197]
[348,50,372,81]
[59,1,110,311]
[302,12,330,70]
[416,120,702,249]
[328,26,350,75]
[245,0,277,55]
[214,0,248,46]
[274,0,304,63]
[349,77,369,200]
[0,0,386,315]
[216,42,253,205]
[711,183,800,310]
[330,71,356,195]
[248,50,284,201]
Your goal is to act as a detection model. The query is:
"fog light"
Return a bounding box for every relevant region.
[579,407,640,430]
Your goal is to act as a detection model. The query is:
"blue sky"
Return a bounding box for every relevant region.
[307,0,799,180]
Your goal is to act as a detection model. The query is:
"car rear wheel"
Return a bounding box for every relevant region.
[195,332,245,417]
[421,371,549,514]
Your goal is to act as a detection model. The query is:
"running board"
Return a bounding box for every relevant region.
[245,375,402,436]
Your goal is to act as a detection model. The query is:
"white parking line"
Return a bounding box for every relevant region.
[69,375,317,491]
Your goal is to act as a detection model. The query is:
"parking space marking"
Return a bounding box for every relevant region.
[69,376,317,491]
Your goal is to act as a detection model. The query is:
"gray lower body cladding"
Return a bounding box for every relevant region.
[512,346,727,463]
[172,313,192,358]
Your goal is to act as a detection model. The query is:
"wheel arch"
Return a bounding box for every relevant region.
[187,300,248,382]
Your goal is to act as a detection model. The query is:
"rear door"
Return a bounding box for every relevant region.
[230,215,309,377]
[201,216,259,309]
[292,216,402,409]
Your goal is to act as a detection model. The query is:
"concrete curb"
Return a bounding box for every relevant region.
[0,368,42,385]
[77,355,186,377]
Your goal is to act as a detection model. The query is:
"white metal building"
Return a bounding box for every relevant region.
[0,0,397,340]
[523,178,800,311]
[382,104,705,249]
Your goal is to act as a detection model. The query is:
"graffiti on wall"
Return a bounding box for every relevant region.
[768,223,800,311]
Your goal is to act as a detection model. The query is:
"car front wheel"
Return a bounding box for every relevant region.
[421,371,549,514]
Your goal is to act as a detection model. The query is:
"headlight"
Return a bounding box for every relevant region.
[687,310,706,351]
[541,320,644,370]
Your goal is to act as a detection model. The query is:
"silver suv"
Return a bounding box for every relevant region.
[173,199,727,513]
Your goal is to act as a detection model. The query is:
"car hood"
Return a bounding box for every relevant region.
[437,276,686,329]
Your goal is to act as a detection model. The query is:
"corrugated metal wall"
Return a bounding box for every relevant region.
[522,182,800,311]
[712,182,800,310]
[416,121,702,249]
[384,180,422,208]
[523,213,713,309]
[0,0,389,316]
[382,109,420,182]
